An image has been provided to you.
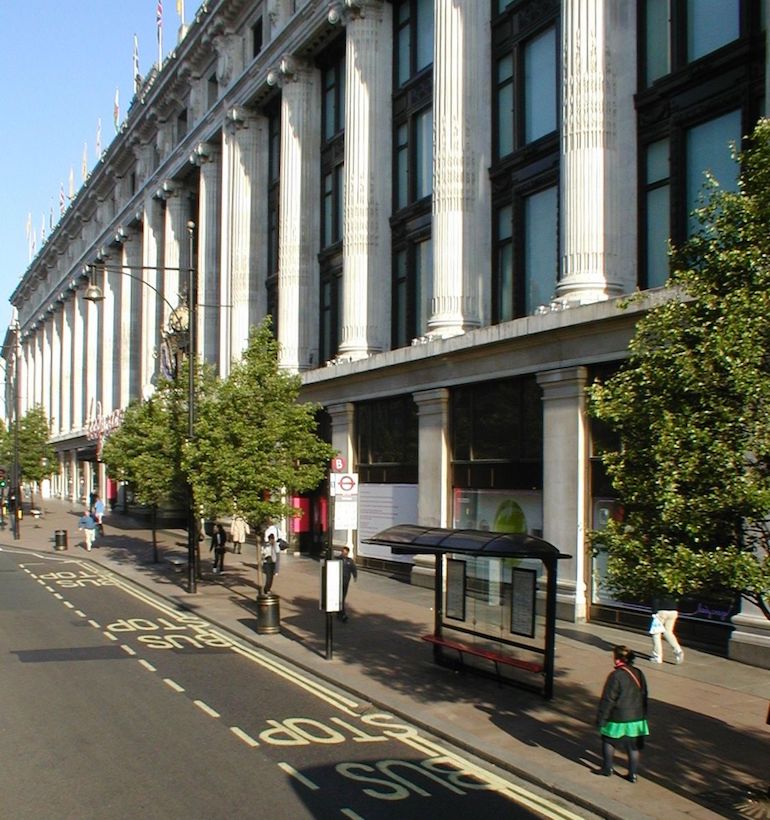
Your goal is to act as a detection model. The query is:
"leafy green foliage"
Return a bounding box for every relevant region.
[589,119,770,619]
[186,318,334,526]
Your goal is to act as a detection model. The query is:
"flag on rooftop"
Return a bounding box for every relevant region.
[133,34,141,94]
[177,0,184,24]
[113,88,120,133]
[59,183,65,215]
[68,167,75,199]
[41,214,46,243]
[157,0,164,68]
[82,142,88,182]
[96,118,102,157]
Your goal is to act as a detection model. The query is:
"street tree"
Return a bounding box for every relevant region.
[16,405,56,511]
[187,319,335,532]
[100,361,206,560]
[588,119,770,619]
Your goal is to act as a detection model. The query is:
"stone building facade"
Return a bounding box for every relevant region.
[4,0,769,665]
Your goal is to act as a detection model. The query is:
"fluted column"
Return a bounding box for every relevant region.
[429,0,488,338]
[220,111,267,372]
[71,293,85,429]
[162,184,191,322]
[537,366,589,621]
[100,261,116,414]
[558,0,622,304]
[41,317,53,424]
[194,144,221,368]
[275,59,321,371]
[85,285,98,431]
[121,232,142,404]
[50,308,62,432]
[337,1,392,360]
[60,297,73,433]
[142,196,163,393]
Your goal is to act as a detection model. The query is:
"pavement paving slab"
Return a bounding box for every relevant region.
[3,500,769,820]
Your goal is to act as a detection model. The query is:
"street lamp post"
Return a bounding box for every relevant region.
[12,320,20,541]
[84,221,198,593]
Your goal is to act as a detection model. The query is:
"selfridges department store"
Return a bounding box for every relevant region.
[4,0,768,667]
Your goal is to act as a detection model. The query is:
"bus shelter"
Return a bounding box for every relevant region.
[364,524,570,699]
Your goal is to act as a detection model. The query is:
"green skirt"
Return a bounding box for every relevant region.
[600,719,650,739]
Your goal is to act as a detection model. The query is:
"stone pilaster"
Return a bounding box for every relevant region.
[160,181,190,324]
[730,601,770,669]
[60,297,73,433]
[327,402,355,550]
[121,232,143,404]
[85,289,98,431]
[273,58,321,371]
[429,0,489,338]
[50,307,62,433]
[558,0,622,304]
[220,110,267,372]
[413,388,450,528]
[41,316,53,426]
[142,196,164,393]
[71,293,85,429]
[537,366,589,621]
[193,143,221,368]
[336,0,392,360]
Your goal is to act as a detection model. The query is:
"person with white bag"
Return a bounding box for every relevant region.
[649,593,684,664]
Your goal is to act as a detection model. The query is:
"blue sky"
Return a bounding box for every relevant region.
[0,1,191,330]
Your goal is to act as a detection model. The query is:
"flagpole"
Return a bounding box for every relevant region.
[157,1,163,69]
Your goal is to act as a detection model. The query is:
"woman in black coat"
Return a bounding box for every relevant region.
[596,645,650,782]
[210,523,227,574]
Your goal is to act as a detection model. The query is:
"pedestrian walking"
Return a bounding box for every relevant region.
[338,546,357,622]
[93,494,106,536]
[595,645,649,783]
[78,509,97,551]
[230,514,249,555]
[649,592,684,664]
[261,532,278,594]
[210,523,227,573]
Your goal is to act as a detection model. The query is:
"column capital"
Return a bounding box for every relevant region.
[188,141,216,166]
[328,0,383,26]
[266,55,312,87]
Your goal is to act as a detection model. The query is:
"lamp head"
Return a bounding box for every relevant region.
[84,284,105,303]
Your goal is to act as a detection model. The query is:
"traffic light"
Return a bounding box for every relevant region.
[0,469,6,489]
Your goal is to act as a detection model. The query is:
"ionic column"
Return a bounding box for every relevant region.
[192,143,221,368]
[85,283,99,432]
[558,0,622,304]
[429,0,488,338]
[60,297,72,433]
[336,1,392,360]
[71,292,85,429]
[100,260,116,414]
[220,110,267,372]
[161,183,191,323]
[41,316,53,425]
[537,366,589,621]
[50,307,62,433]
[142,196,164,393]
[273,58,321,371]
[121,232,143,403]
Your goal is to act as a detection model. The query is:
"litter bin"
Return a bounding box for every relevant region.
[256,593,280,634]
[54,529,68,550]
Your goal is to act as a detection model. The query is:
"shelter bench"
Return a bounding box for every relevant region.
[421,633,544,680]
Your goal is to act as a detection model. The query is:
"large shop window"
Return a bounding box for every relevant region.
[452,376,543,537]
[637,2,762,289]
[491,0,560,324]
[356,396,418,484]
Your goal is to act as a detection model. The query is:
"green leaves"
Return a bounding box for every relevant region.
[588,119,770,618]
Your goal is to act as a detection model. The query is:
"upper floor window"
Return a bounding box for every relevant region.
[395,0,434,87]
[322,57,346,142]
[495,21,557,159]
[252,17,263,59]
[644,0,741,87]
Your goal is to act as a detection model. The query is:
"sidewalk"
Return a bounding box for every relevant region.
[3,500,769,820]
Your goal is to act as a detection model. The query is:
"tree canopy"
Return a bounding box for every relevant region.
[589,119,770,619]
[187,319,334,526]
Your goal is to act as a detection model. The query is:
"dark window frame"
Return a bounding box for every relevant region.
[356,395,419,484]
